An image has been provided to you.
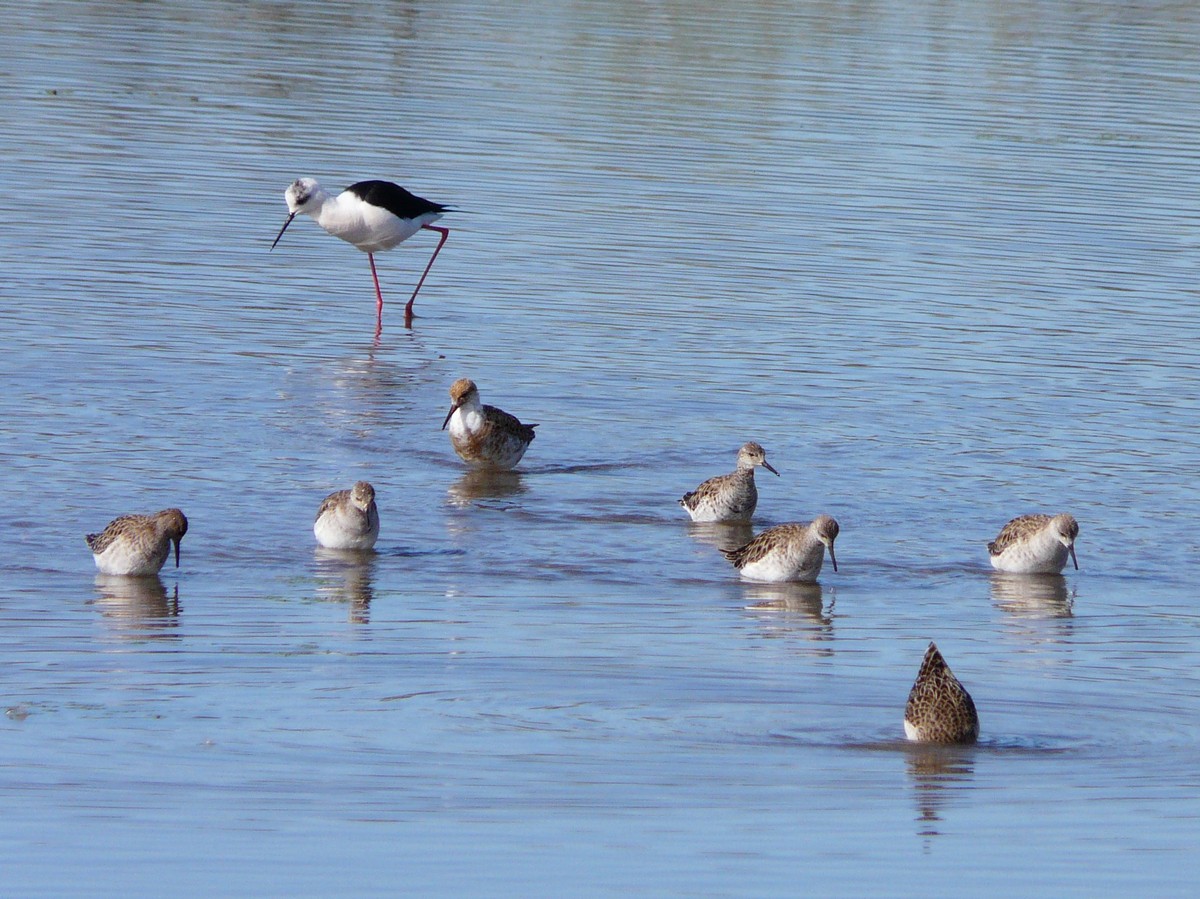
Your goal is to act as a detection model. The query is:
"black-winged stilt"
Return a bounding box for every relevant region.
[271,177,451,331]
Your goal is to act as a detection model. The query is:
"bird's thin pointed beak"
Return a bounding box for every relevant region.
[827,544,838,572]
[271,213,296,250]
[173,539,182,568]
[763,461,780,477]
[441,404,458,430]
[1068,544,1079,570]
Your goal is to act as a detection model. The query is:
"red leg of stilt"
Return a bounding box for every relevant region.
[367,252,385,334]
[405,225,449,328]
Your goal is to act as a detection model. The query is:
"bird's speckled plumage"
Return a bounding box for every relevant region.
[314,481,380,550]
[442,378,537,470]
[679,442,779,522]
[722,515,839,583]
[85,508,188,576]
[988,513,1079,574]
[903,642,979,744]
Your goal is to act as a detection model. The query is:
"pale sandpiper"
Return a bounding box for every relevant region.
[679,442,779,522]
[988,513,1078,574]
[904,642,979,744]
[314,481,380,550]
[85,508,188,576]
[721,515,839,583]
[442,378,537,470]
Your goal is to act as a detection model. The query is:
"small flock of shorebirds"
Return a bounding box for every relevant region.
[86,378,1081,748]
[84,178,1081,749]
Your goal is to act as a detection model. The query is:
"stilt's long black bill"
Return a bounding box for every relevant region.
[271,213,296,250]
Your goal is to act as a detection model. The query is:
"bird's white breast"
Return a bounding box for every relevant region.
[448,406,485,441]
[316,194,440,253]
[990,531,1069,574]
[314,503,379,551]
[739,547,823,583]
[92,540,169,577]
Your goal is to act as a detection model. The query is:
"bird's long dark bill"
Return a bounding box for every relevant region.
[441,404,459,430]
[828,546,838,572]
[1069,545,1079,570]
[763,461,780,476]
[173,539,182,568]
[271,213,296,250]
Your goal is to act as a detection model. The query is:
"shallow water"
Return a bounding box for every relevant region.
[2,0,1199,894]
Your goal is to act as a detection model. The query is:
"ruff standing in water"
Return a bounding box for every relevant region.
[314,481,380,550]
[988,513,1079,574]
[722,515,839,583]
[679,442,779,522]
[85,508,188,576]
[904,642,980,744]
[442,379,537,470]
[271,178,451,331]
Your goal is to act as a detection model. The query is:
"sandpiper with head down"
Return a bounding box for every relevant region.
[85,508,189,577]
[314,481,380,551]
[722,515,839,583]
[679,442,779,523]
[903,642,979,744]
[988,513,1079,574]
[442,379,537,470]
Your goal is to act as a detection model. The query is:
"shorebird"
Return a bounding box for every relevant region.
[988,513,1079,574]
[271,177,450,331]
[442,378,537,470]
[679,442,779,522]
[721,515,839,583]
[903,642,979,744]
[314,481,380,550]
[85,508,188,576]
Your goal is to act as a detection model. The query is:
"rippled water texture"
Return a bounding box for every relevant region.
[2,1,1199,894]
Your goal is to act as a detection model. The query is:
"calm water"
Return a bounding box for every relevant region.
[2,0,1199,894]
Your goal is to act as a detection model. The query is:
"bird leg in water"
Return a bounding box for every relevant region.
[367,252,385,334]
[405,225,450,328]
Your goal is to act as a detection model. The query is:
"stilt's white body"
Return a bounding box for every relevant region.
[314,482,380,550]
[295,183,441,253]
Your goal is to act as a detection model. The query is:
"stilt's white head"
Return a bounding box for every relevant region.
[271,178,326,250]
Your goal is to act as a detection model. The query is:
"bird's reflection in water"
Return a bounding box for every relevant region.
[685,520,755,552]
[314,339,431,436]
[446,469,528,507]
[92,574,180,636]
[314,547,376,623]
[905,744,976,842]
[990,573,1074,619]
[741,582,834,649]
